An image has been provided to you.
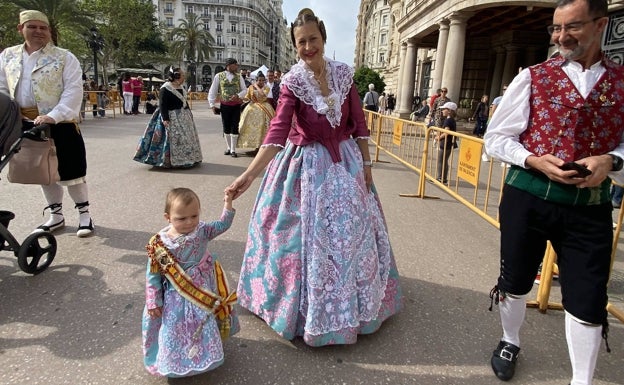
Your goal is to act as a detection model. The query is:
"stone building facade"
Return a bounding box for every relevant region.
[152,0,296,89]
[355,0,624,119]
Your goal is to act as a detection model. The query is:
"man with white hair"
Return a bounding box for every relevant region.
[0,9,95,237]
[362,83,379,112]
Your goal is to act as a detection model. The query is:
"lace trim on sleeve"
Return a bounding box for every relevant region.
[354,136,370,141]
[281,58,354,128]
[260,143,285,149]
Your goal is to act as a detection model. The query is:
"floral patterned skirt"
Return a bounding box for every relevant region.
[133,108,202,168]
[142,265,240,377]
[237,101,274,149]
[237,139,403,346]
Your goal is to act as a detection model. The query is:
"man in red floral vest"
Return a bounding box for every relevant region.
[484,0,624,383]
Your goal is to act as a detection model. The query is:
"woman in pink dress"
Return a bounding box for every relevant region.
[225,8,402,347]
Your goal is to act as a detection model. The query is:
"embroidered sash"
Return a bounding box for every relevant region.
[250,85,274,119]
[146,234,237,338]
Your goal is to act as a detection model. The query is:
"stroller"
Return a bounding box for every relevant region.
[0,92,57,274]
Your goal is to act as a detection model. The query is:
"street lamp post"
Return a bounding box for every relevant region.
[188,60,197,92]
[87,27,104,86]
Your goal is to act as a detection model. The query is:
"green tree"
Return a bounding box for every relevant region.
[168,13,215,89]
[0,3,21,50]
[354,66,385,99]
[8,0,93,46]
[83,0,163,84]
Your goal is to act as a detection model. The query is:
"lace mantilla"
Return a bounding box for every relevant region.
[282,58,354,128]
[162,81,188,108]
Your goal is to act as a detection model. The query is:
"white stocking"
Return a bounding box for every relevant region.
[224,134,231,151]
[41,183,63,206]
[230,134,238,154]
[499,293,526,346]
[40,184,64,226]
[566,311,601,385]
[68,183,91,227]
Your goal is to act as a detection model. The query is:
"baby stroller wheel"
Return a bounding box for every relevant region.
[17,231,57,274]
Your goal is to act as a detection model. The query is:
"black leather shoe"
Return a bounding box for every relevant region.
[491,341,520,381]
[224,149,231,155]
[230,152,238,158]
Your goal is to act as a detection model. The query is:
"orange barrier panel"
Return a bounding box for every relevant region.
[80,91,117,120]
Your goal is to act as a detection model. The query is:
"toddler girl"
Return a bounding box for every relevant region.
[142,187,238,377]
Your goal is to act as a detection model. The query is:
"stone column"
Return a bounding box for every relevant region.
[396,41,407,100]
[441,12,471,104]
[489,46,506,99]
[398,38,418,117]
[430,19,449,95]
[501,45,520,88]
[525,46,538,68]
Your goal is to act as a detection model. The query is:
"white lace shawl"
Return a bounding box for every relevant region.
[161,81,188,108]
[281,58,354,128]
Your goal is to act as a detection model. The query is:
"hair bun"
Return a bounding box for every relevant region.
[298,8,315,18]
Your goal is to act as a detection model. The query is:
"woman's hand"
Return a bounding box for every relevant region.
[147,306,162,319]
[364,166,373,192]
[225,172,256,200]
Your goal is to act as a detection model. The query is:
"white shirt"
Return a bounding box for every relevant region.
[484,59,624,184]
[207,71,247,107]
[266,81,275,98]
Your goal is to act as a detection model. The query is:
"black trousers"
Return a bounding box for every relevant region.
[132,95,140,113]
[498,185,612,324]
[220,104,241,135]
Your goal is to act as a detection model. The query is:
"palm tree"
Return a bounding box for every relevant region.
[9,0,93,45]
[169,13,215,89]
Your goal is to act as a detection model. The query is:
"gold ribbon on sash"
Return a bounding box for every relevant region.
[249,87,275,120]
[146,234,237,339]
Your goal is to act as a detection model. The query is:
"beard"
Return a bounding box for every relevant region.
[555,34,600,62]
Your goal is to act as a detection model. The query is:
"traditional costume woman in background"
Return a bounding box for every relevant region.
[237,71,275,154]
[133,67,202,168]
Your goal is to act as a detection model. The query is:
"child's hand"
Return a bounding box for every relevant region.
[148,306,162,319]
[224,191,234,210]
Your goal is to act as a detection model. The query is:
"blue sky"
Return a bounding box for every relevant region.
[282,0,359,65]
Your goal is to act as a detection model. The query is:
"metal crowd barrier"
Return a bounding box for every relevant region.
[365,109,624,323]
[80,90,119,120]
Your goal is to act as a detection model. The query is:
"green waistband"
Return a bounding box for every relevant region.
[505,166,611,206]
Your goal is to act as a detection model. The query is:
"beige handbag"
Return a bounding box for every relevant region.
[8,137,60,185]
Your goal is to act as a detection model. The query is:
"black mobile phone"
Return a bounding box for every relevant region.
[560,162,592,177]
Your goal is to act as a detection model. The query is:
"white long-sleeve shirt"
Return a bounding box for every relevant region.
[484,59,624,184]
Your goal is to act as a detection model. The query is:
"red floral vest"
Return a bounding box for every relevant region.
[520,55,624,161]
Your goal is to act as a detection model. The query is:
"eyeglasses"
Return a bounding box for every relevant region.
[547,17,602,35]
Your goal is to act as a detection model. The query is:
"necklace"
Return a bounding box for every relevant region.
[313,61,326,84]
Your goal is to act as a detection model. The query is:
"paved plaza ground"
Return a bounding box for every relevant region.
[0,103,622,384]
